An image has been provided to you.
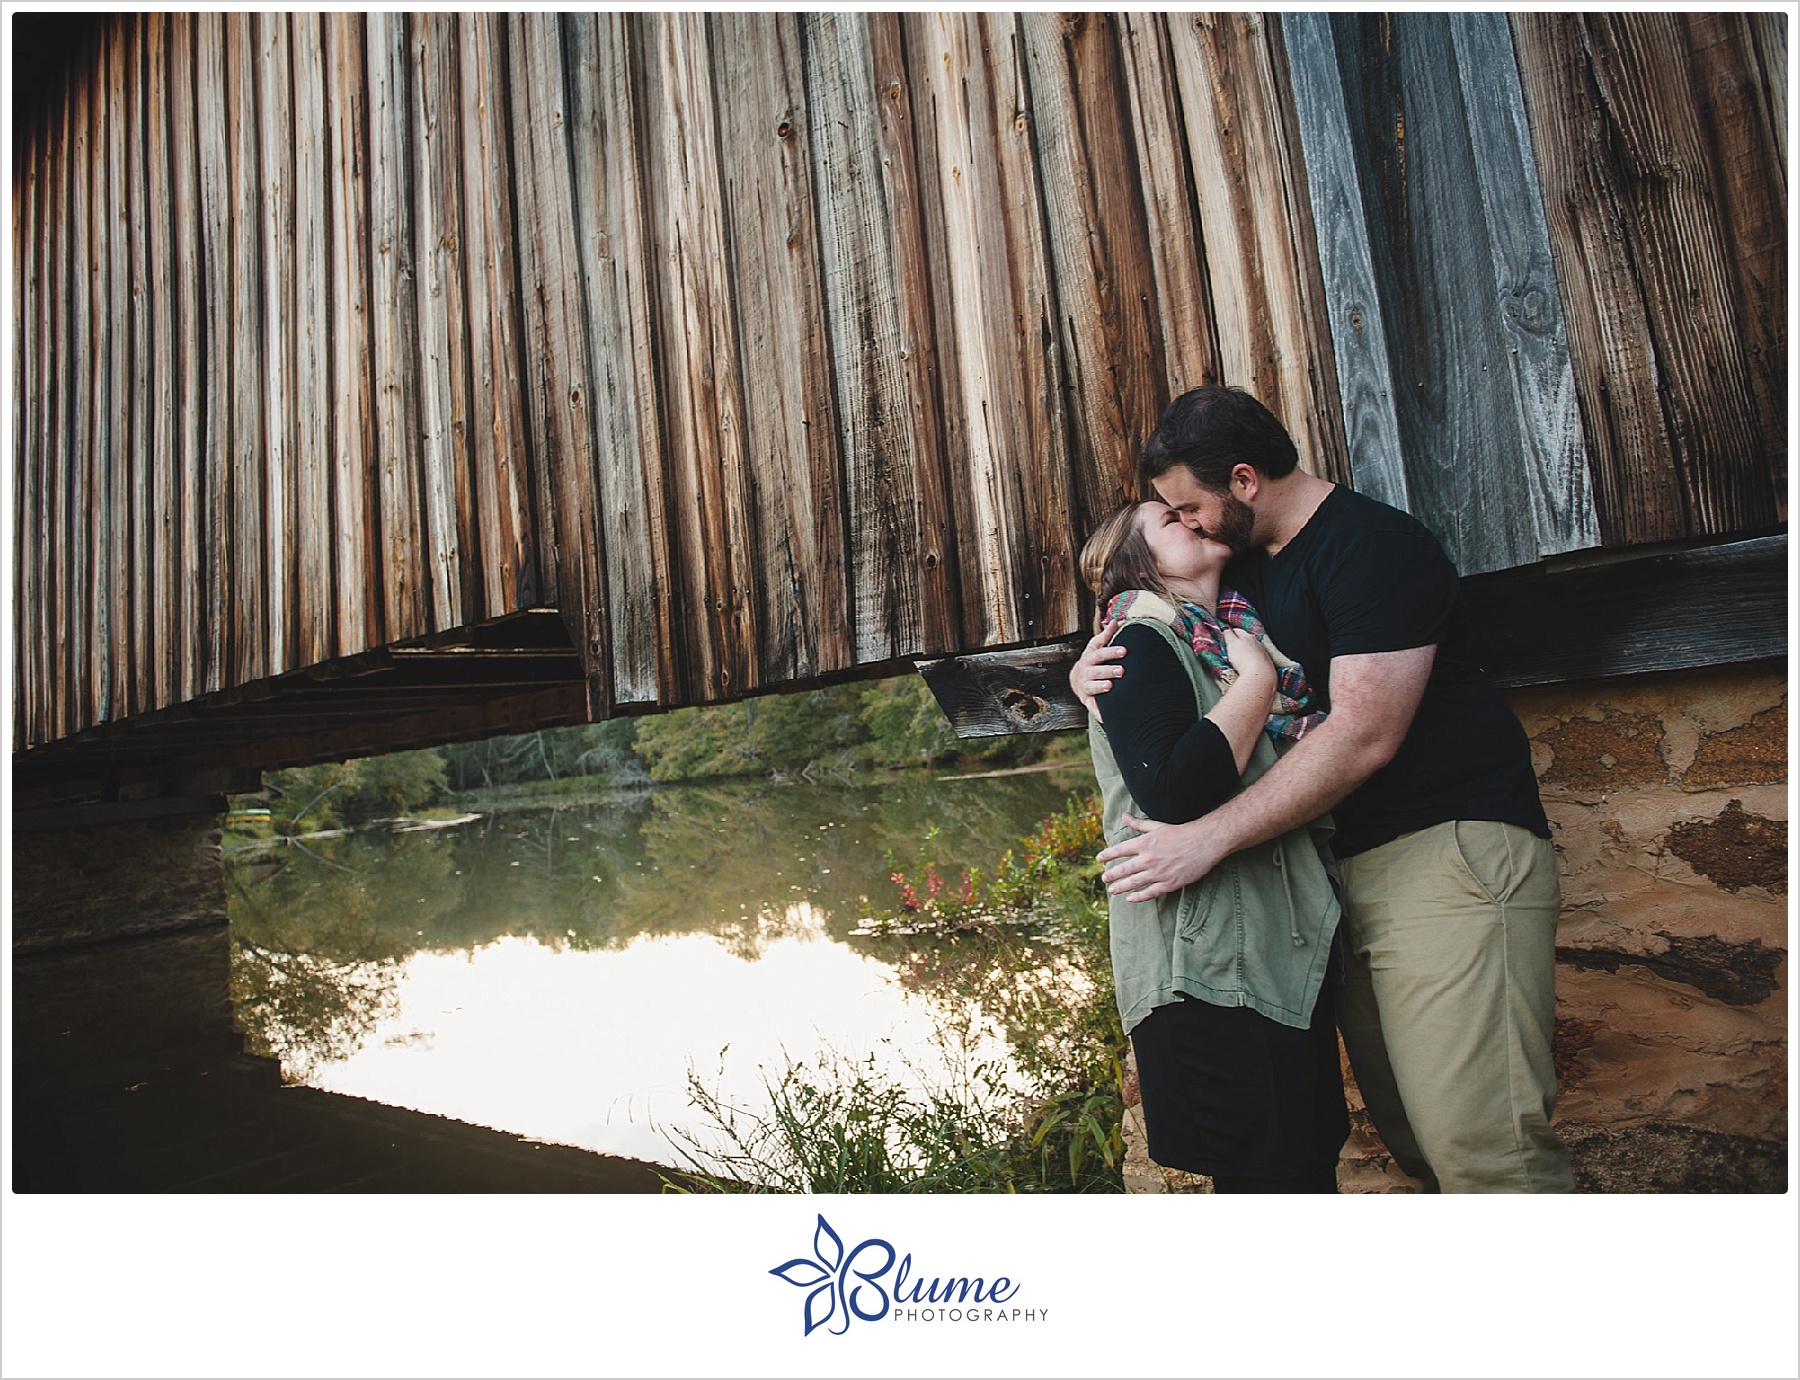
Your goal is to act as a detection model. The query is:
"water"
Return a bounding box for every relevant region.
[224,767,1096,1171]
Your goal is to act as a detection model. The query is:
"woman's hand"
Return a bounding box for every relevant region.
[1205,629,1279,774]
[1221,627,1275,693]
[1070,619,1126,721]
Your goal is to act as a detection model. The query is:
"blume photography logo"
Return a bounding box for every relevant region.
[768,1214,1044,1337]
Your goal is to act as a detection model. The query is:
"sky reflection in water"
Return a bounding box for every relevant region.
[226,770,1091,1169]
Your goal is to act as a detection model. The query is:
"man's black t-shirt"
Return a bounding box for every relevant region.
[1226,485,1549,858]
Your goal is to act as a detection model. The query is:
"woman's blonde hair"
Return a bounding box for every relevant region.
[1078,502,1176,621]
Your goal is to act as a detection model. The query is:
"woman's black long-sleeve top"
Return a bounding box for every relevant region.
[1101,623,1242,824]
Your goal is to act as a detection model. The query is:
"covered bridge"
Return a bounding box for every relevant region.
[10,12,1789,1189]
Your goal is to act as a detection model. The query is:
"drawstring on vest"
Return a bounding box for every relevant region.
[1274,840,1305,946]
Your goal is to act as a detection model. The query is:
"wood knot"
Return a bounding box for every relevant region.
[776,119,792,139]
[1001,689,1046,721]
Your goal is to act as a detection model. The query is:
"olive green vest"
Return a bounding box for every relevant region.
[1089,616,1341,1033]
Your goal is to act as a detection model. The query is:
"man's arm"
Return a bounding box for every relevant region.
[1097,644,1436,901]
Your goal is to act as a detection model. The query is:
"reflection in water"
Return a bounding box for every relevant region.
[227,770,1093,1168]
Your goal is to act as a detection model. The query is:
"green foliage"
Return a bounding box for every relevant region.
[877,792,1105,928]
[262,763,349,834]
[336,749,447,820]
[440,721,647,793]
[633,684,871,783]
[670,790,1127,1194]
[262,750,447,833]
[857,675,960,766]
[665,1036,1120,1194]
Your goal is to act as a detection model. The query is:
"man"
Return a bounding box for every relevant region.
[1074,385,1574,1193]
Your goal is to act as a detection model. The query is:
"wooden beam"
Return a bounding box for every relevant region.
[1461,534,1785,689]
[920,535,1786,736]
[917,643,1090,739]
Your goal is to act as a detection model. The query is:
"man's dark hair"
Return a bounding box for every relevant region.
[1139,385,1300,493]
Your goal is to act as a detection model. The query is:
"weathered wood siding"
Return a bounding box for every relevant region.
[11,12,1788,762]
[1285,12,1601,570]
[1511,12,1788,545]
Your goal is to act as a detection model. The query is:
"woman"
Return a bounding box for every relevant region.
[1078,500,1347,1193]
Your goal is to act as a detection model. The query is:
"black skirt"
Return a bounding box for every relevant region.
[1130,981,1348,1182]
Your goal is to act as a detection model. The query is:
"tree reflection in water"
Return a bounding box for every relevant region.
[226,770,1096,1103]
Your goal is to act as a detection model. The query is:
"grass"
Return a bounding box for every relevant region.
[661,1037,1123,1195]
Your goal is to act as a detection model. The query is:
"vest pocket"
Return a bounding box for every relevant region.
[1175,869,1225,944]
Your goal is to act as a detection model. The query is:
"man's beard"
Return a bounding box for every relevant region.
[1208,492,1257,552]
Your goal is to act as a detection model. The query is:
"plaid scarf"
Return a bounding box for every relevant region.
[1104,588,1327,741]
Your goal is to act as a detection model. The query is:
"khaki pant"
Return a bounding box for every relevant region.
[1337,820,1575,1193]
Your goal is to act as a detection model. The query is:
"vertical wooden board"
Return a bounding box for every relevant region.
[47,98,73,741]
[105,22,132,719]
[90,32,117,720]
[1020,12,1166,523]
[1279,12,1409,512]
[1167,19,1265,412]
[1168,15,1341,484]
[1243,16,1351,492]
[325,14,376,656]
[24,118,51,742]
[564,12,670,703]
[28,114,55,742]
[255,13,297,675]
[456,13,538,613]
[124,17,154,715]
[903,12,1029,648]
[1679,13,1786,522]
[410,14,471,633]
[1544,16,1775,539]
[367,11,425,643]
[637,13,759,701]
[1262,24,1356,493]
[508,12,613,714]
[1748,13,1787,179]
[1117,14,1222,404]
[959,13,1078,643]
[495,15,558,615]
[1509,15,1679,546]
[798,13,928,666]
[46,95,68,734]
[196,14,234,696]
[1323,13,1550,574]
[15,119,37,745]
[896,14,989,646]
[710,11,842,685]
[1512,15,1773,545]
[1448,12,1599,561]
[863,14,963,656]
[225,14,267,686]
[21,119,45,742]
[290,14,335,665]
[146,13,178,709]
[70,36,96,726]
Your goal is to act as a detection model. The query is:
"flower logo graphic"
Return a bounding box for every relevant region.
[768,1214,896,1336]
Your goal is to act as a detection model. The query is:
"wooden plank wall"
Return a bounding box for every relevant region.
[1285,11,1600,574]
[11,12,1789,759]
[1511,12,1787,546]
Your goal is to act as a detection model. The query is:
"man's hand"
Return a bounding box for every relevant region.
[1071,620,1126,721]
[1097,812,1230,902]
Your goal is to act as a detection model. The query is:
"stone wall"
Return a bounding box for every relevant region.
[1129,661,1789,1194]
[1518,661,1787,1191]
